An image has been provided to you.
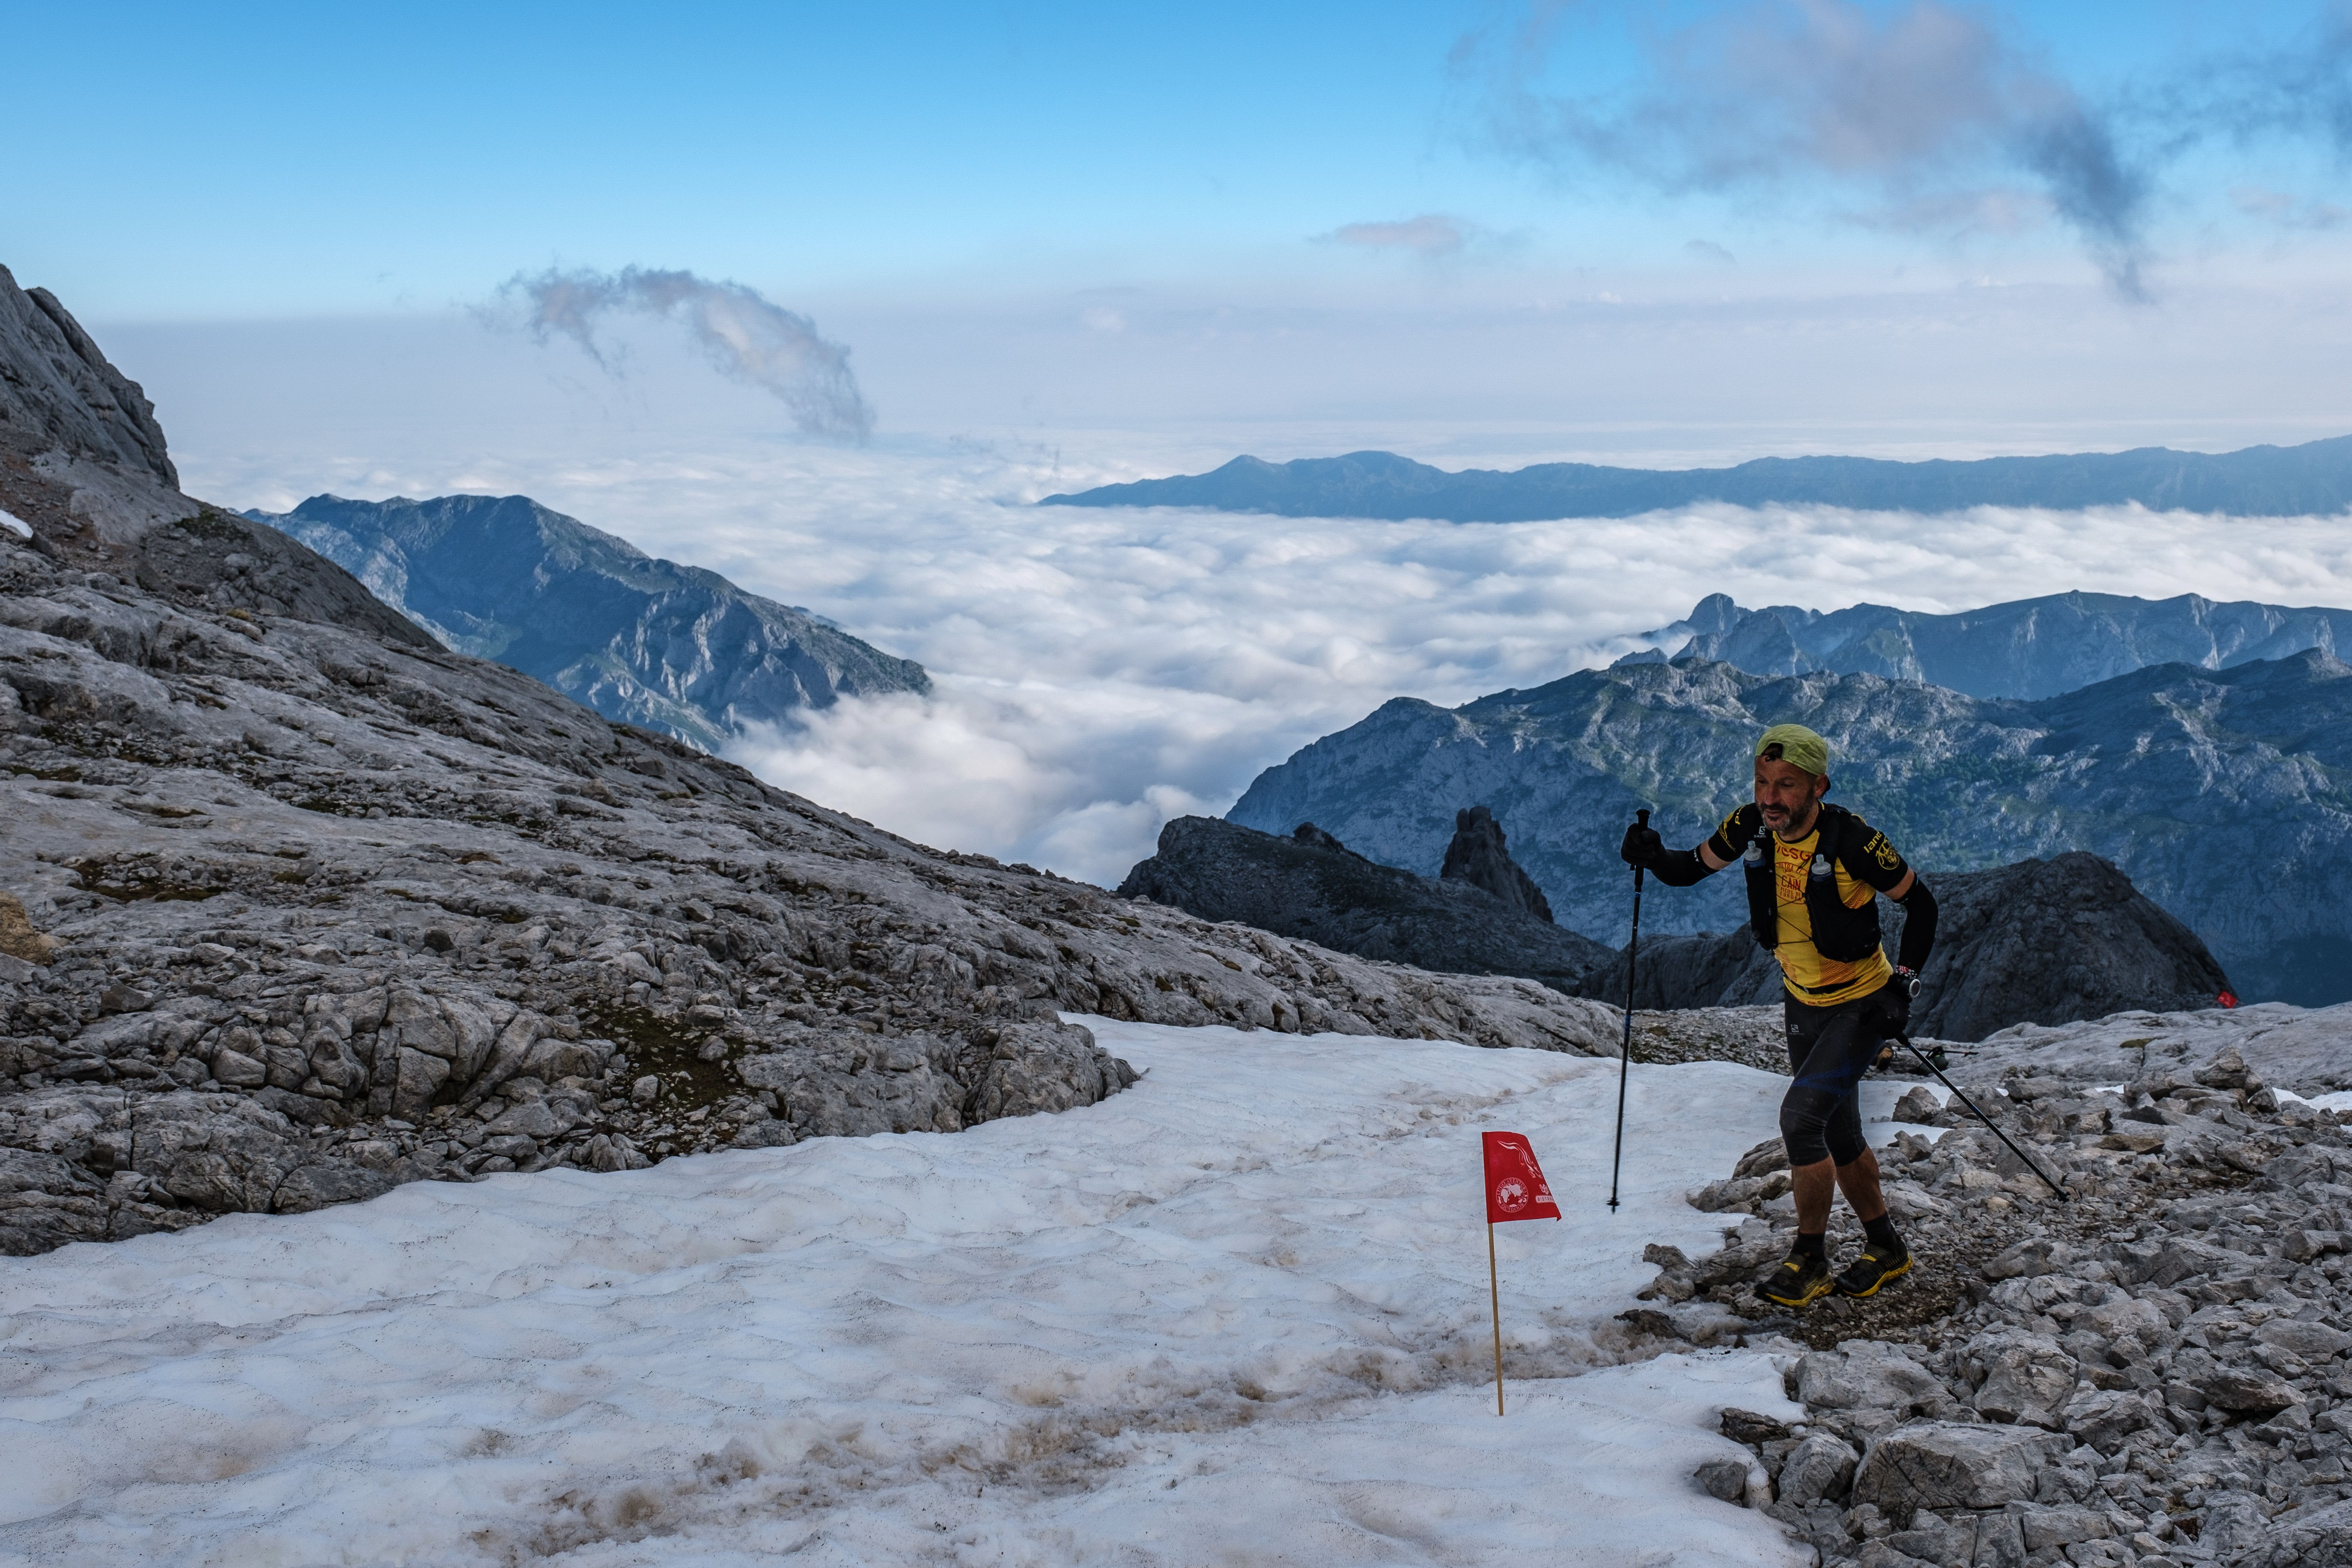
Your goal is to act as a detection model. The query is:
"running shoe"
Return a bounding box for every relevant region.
[1834,1242,1912,1298]
[1755,1251,1834,1308]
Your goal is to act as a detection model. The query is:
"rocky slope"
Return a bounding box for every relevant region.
[1117,815,1614,991]
[1634,1019,2352,1568]
[1582,853,2233,1043]
[250,492,929,752]
[1227,654,2352,1007]
[1040,436,2352,522]
[1621,590,2352,701]
[0,266,1627,1256]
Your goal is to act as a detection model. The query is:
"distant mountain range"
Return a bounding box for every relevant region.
[1621,591,2352,700]
[1040,438,2352,522]
[1226,650,2352,1007]
[249,494,929,750]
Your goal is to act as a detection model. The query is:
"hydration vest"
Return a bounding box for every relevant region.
[1742,801,1884,963]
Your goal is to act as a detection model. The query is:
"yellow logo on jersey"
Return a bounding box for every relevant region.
[1865,831,1901,871]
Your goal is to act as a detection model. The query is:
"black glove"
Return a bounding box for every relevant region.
[1878,971,1916,1036]
[1619,820,1664,867]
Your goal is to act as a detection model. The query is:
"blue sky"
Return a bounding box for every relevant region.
[12,1,2350,317]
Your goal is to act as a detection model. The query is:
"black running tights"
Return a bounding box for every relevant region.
[1780,991,1890,1167]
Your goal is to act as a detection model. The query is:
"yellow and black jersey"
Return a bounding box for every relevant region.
[1705,803,1912,1006]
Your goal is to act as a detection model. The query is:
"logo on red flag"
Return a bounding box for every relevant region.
[1482,1131,1560,1224]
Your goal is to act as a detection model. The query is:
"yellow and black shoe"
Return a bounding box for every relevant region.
[1756,1250,1834,1308]
[1834,1242,1912,1298]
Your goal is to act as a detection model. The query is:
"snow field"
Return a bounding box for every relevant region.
[0,1022,1869,1566]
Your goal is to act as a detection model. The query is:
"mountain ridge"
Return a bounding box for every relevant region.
[1621,589,2352,700]
[1041,438,2352,522]
[248,492,929,752]
[1227,651,2352,1007]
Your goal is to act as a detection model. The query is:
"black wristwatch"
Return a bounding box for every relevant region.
[1892,966,1922,998]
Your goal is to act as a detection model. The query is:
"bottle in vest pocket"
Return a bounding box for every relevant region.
[1745,839,1766,868]
[1810,853,1832,881]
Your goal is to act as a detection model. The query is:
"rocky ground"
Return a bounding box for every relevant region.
[1633,1025,2352,1567]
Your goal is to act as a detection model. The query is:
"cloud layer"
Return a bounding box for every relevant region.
[494,266,875,441]
[194,430,2352,889]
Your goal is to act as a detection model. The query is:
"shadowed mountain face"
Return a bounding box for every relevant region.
[1578,853,2232,1043]
[1117,816,1613,991]
[249,494,930,751]
[1039,439,2352,522]
[1620,591,2352,701]
[1227,653,2352,1007]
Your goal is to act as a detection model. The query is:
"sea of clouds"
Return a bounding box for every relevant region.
[180,431,2352,888]
[122,305,2352,889]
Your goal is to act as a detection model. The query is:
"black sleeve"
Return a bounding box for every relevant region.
[1647,848,1711,886]
[1702,804,1760,866]
[1895,878,1937,973]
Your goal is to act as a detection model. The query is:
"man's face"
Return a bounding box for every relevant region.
[1753,756,1827,834]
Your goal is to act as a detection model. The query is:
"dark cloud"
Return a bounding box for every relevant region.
[495,266,874,442]
[1453,0,2169,297]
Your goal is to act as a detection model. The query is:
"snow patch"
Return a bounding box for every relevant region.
[0,1021,1809,1564]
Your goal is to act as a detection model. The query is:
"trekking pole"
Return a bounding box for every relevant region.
[1893,1033,2070,1202]
[1607,809,1649,1212]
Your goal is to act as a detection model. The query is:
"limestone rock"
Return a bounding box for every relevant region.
[1775,1433,1858,1508]
[1850,1423,2069,1512]
[1795,1341,1951,1417]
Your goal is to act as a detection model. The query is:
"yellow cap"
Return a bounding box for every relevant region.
[1755,723,1830,776]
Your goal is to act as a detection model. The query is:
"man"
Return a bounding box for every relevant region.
[1620,723,1939,1307]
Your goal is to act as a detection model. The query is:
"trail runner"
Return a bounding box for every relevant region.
[1619,723,1940,1307]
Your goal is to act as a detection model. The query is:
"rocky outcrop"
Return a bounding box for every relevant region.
[0,265,430,651]
[1580,853,2233,1042]
[1439,804,1553,922]
[0,271,1626,1255]
[1227,652,2352,1006]
[0,267,176,489]
[250,493,930,751]
[1636,1030,2352,1568]
[1115,816,1612,990]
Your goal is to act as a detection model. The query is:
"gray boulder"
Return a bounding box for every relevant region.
[1850,1423,2070,1511]
[1775,1433,1859,1507]
[1794,1341,1951,1417]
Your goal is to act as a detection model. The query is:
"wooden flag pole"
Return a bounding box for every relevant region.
[1488,1220,1505,1416]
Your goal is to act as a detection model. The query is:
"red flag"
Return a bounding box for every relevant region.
[1482,1131,1560,1224]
